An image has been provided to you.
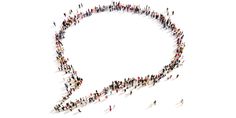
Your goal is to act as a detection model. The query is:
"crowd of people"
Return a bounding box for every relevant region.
[53,1,185,113]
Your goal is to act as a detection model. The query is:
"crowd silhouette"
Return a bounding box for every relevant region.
[53,1,185,112]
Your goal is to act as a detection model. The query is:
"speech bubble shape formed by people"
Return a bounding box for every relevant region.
[53,1,185,112]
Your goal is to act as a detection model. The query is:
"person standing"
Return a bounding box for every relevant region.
[176,74,179,79]
[109,105,112,111]
[153,100,157,105]
[166,8,169,16]
[180,99,183,104]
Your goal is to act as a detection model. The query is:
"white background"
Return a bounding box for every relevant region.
[0,0,236,118]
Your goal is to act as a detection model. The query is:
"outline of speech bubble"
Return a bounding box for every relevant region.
[53,2,185,112]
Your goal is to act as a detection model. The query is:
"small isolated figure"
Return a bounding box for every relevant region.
[180,99,183,104]
[130,90,132,95]
[167,75,174,80]
[109,105,112,111]
[176,74,179,79]
[172,11,174,15]
[53,22,56,27]
[78,109,81,112]
[153,100,157,105]
[166,8,169,16]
